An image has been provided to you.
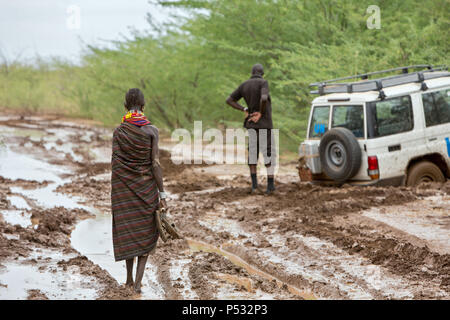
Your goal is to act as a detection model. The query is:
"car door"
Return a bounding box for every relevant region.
[365,94,428,180]
[420,87,450,166]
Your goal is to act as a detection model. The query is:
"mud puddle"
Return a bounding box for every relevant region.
[0,116,115,299]
[0,248,98,300]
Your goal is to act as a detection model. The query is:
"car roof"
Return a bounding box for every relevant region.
[312,75,450,105]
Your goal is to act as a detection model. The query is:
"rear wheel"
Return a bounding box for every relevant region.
[406,161,445,186]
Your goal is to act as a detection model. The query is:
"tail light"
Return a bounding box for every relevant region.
[367,156,379,180]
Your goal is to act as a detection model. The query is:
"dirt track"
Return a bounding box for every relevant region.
[0,115,449,300]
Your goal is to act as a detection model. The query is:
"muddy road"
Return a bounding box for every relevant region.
[0,115,448,300]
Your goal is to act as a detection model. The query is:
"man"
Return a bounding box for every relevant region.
[111,88,167,293]
[226,64,276,194]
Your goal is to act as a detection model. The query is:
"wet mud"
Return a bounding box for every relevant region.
[0,114,449,299]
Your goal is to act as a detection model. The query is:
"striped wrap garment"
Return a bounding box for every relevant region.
[111,121,159,261]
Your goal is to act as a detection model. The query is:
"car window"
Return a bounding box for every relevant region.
[367,96,413,138]
[309,106,330,138]
[332,105,364,138]
[422,89,450,127]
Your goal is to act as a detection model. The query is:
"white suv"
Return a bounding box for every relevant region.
[299,65,450,186]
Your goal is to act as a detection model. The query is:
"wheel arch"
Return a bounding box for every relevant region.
[406,153,450,179]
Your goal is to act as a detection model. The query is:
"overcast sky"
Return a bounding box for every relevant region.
[0,0,175,63]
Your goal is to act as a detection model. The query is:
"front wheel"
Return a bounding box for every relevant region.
[406,161,445,186]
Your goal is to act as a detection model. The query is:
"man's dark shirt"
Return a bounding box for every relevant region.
[230,75,273,129]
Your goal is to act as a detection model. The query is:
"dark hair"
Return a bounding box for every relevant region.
[124,88,145,110]
[251,64,264,76]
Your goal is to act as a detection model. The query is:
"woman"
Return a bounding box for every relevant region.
[111,88,167,293]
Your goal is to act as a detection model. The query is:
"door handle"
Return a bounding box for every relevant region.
[388,144,401,152]
[429,137,437,142]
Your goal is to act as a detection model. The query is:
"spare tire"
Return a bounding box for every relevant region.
[319,128,362,183]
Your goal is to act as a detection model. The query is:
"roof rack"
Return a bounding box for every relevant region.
[309,65,450,98]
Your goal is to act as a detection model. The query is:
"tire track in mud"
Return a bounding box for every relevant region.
[188,252,218,300]
[246,217,422,299]
[360,197,450,256]
[184,246,300,300]
[169,257,198,299]
[152,247,183,300]
[174,182,450,300]
[191,208,410,300]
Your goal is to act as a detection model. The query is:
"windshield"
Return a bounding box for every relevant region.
[331,105,364,138]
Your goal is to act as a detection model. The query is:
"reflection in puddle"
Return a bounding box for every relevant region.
[0,121,116,300]
[44,142,83,162]
[0,127,45,140]
[0,249,98,300]
[0,264,98,300]
[1,145,89,211]
[1,210,32,228]
[0,147,68,183]
[89,147,111,163]
[7,195,31,210]
[11,183,87,210]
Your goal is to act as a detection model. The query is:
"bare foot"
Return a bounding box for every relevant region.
[134,284,142,294]
[125,280,134,288]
